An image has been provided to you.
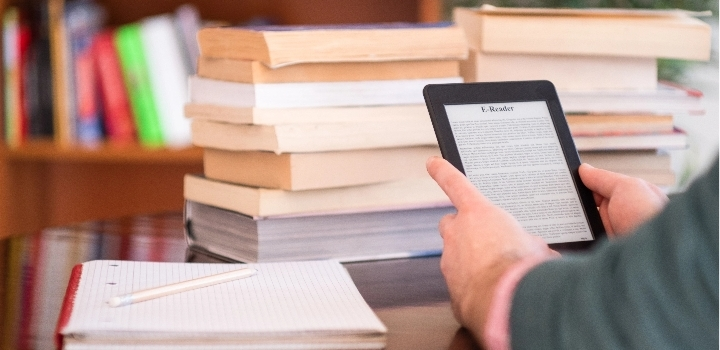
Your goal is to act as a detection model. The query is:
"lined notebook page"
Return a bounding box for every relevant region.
[62,260,386,338]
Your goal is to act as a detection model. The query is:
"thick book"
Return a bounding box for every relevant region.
[56,260,387,349]
[573,128,688,151]
[197,22,468,68]
[140,14,191,147]
[198,57,460,83]
[203,146,440,191]
[454,5,711,60]
[114,23,164,147]
[2,7,31,146]
[184,174,450,217]
[93,30,136,144]
[184,104,429,125]
[460,49,658,90]
[185,200,450,262]
[558,82,704,115]
[188,75,462,109]
[565,114,674,136]
[190,118,436,153]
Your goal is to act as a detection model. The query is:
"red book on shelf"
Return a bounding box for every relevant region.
[93,30,136,144]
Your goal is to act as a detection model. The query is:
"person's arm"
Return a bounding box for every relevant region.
[510,159,718,349]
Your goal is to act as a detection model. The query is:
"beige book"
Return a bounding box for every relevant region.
[454,6,711,60]
[460,49,658,90]
[198,58,460,83]
[565,114,674,136]
[578,150,671,172]
[184,174,450,217]
[184,104,429,125]
[197,24,468,68]
[204,146,441,191]
[573,129,687,151]
[191,119,437,153]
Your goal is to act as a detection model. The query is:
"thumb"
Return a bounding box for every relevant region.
[579,163,629,199]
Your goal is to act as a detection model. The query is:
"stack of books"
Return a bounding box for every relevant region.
[183,23,469,262]
[455,5,712,188]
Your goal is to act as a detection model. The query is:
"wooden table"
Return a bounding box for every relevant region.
[0,213,481,350]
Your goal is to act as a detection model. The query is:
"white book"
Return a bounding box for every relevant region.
[188,76,462,108]
[141,15,192,147]
[57,260,387,349]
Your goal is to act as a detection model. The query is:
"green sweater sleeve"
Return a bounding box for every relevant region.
[510,159,719,349]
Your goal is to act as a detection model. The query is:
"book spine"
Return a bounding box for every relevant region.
[54,263,83,350]
[140,15,191,147]
[94,30,135,143]
[65,1,105,144]
[114,24,164,147]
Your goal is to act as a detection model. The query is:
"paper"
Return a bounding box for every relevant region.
[62,260,386,339]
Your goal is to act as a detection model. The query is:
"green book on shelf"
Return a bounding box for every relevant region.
[114,24,163,147]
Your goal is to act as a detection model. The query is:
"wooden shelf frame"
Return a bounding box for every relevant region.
[0,0,444,238]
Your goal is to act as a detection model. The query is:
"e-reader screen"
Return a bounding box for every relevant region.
[424,81,605,249]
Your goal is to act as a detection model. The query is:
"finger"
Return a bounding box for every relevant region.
[438,212,456,239]
[579,163,630,199]
[592,192,604,208]
[426,156,487,211]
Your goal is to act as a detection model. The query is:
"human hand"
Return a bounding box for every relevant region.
[579,163,668,238]
[426,156,557,345]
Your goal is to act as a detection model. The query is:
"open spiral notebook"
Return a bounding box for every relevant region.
[55,260,386,349]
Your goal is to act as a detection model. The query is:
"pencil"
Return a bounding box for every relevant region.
[108,267,257,307]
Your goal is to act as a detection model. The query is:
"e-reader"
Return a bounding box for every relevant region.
[423,80,605,250]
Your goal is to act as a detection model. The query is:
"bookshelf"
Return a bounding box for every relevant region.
[0,0,444,239]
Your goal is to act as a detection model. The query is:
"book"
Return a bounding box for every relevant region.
[558,82,704,115]
[140,14,191,147]
[184,104,429,125]
[2,7,31,146]
[188,75,462,109]
[173,4,201,73]
[48,0,74,145]
[65,0,105,144]
[579,150,671,171]
[56,260,387,349]
[198,57,460,83]
[565,114,674,136]
[185,200,450,262]
[579,150,675,186]
[197,22,468,68]
[93,30,136,144]
[573,128,687,151]
[460,49,658,90]
[184,174,450,217]
[25,2,55,139]
[190,118,437,153]
[203,146,441,190]
[454,5,712,60]
[114,23,164,147]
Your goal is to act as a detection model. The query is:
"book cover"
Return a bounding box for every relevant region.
[114,23,164,147]
[454,5,712,60]
[140,14,191,147]
[190,118,437,153]
[65,0,105,145]
[93,30,135,144]
[203,146,440,191]
[197,58,460,84]
[197,22,468,67]
[188,75,462,109]
[184,174,450,218]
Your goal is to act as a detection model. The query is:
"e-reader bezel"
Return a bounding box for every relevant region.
[423,80,605,250]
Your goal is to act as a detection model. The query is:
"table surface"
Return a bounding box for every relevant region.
[0,213,481,350]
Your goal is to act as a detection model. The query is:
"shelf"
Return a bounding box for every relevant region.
[1,140,203,164]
